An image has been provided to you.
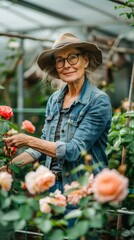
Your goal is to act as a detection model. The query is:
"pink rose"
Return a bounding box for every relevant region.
[64,181,88,205]
[0,106,13,120]
[92,169,129,204]
[0,171,13,191]
[64,175,94,205]
[50,189,67,207]
[25,165,56,195]
[39,190,66,213]
[39,197,52,213]
[21,120,36,133]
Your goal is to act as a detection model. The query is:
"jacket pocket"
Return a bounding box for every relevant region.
[45,114,56,140]
[66,114,83,140]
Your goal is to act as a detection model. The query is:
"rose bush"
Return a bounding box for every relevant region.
[0,106,133,240]
[0,105,36,170]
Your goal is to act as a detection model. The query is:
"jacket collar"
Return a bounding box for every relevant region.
[56,76,94,105]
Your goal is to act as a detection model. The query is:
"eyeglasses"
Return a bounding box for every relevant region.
[54,53,82,69]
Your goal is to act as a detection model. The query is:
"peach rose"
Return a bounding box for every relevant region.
[50,189,67,207]
[64,181,88,205]
[64,175,94,205]
[92,169,129,204]
[39,197,52,213]
[25,165,56,195]
[39,190,66,213]
[0,106,13,120]
[7,128,18,135]
[0,171,13,191]
[21,120,36,133]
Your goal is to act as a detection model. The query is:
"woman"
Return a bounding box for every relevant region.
[3,32,112,191]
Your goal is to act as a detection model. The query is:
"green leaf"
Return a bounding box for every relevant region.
[108,159,119,169]
[50,204,66,214]
[125,111,134,118]
[37,219,52,233]
[67,220,90,239]
[79,195,91,207]
[71,164,85,174]
[121,135,133,144]
[48,229,64,240]
[114,137,121,148]
[1,197,11,209]
[27,197,39,211]
[78,174,89,186]
[0,121,10,134]
[52,219,68,227]
[129,119,134,129]
[9,164,21,173]
[108,131,119,143]
[0,85,5,90]
[19,205,33,220]
[119,127,130,137]
[121,229,131,237]
[83,207,96,218]
[14,219,26,230]
[2,210,20,221]
[64,209,82,220]
[11,194,27,204]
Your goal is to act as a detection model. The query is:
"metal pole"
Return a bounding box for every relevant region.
[17,38,24,125]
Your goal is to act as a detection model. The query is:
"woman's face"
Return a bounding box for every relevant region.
[54,48,89,84]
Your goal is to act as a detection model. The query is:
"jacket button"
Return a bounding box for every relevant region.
[61,129,64,133]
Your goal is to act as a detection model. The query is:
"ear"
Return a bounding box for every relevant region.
[84,55,89,68]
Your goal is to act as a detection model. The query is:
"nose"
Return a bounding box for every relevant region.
[64,58,71,68]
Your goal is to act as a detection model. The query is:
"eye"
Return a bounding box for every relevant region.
[68,54,77,62]
[55,58,64,64]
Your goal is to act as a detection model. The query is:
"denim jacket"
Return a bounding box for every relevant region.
[26,77,112,185]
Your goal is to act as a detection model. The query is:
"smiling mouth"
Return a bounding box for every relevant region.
[64,72,76,75]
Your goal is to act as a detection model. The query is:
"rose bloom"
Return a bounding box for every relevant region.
[0,106,13,120]
[25,165,56,194]
[92,168,129,204]
[39,197,52,213]
[0,171,13,191]
[21,120,36,133]
[64,181,88,205]
[50,189,67,207]
[7,128,18,135]
[39,190,66,213]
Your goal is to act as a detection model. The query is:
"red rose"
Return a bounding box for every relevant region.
[0,106,13,120]
[21,120,36,133]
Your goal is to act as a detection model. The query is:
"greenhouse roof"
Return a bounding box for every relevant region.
[0,0,134,44]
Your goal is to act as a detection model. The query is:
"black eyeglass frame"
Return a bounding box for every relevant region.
[54,53,82,69]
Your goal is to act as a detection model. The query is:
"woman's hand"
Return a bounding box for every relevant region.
[3,133,29,148]
[3,145,17,158]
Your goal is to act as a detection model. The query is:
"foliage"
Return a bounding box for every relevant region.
[106,111,134,215]
[115,0,134,26]
[0,106,133,239]
[107,111,134,188]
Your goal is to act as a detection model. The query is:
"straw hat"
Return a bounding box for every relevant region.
[37,32,102,78]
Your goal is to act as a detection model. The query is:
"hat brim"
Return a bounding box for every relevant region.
[37,42,102,78]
